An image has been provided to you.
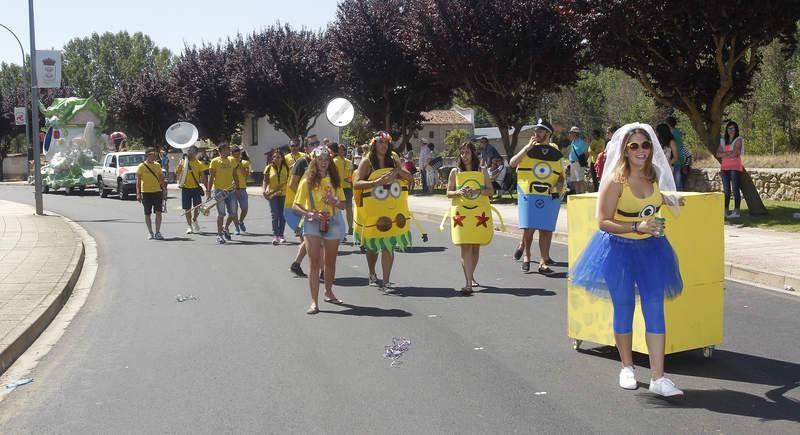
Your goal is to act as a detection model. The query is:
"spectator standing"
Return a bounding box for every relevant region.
[568,126,589,194]
[717,121,744,218]
[655,124,679,167]
[478,137,501,168]
[666,116,686,191]
[418,140,432,194]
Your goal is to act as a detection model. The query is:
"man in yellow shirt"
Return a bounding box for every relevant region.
[136,147,165,240]
[227,146,251,235]
[284,138,306,169]
[332,142,355,238]
[207,143,240,244]
[175,146,209,234]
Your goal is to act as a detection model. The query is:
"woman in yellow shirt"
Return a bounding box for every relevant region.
[293,146,346,314]
[263,149,290,245]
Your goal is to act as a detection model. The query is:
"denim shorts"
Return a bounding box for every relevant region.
[303,212,345,240]
[233,189,249,208]
[213,189,237,216]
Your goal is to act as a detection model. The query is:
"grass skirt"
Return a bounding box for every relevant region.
[570,231,683,299]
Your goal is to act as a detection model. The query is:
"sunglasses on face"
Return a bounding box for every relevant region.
[626,141,652,150]
[727,126,736,130]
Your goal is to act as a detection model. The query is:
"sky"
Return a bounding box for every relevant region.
[0,0,340,66]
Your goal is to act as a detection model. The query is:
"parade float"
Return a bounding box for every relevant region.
[29,97,107,193]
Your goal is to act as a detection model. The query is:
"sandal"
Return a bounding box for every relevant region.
[544,258,555,266]
[324,295,343,304]
[306,305,319,315]
[458,286,473,295]
[538,265,554,274]
[471,279,481,287]
[521,261,530,272]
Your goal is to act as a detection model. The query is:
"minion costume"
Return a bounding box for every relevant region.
[440,170,505,245]
[515,143,566,231]
[570,123,683,335]
[354,168,417,251]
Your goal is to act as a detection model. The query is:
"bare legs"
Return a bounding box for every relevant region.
[366,249,394,285]
[459,244,480,289]
[305,236,340,311]
[521,228,554,268]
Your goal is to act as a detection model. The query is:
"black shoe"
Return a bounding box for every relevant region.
[513,248,523,261]
[521,261,530,272]
[320,271,325,282]
[290,262,307,278]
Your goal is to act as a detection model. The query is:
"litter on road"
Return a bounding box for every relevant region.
[176,295,199,302]
[4,378,34,389]
[384,337,411,367]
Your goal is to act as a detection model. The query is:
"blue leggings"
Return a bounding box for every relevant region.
[608,283,666,335]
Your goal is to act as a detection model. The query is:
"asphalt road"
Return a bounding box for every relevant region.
[0,185,798,434]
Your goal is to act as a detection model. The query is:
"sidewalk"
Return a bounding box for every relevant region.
[0,200,86,375]
[406,194,800,293]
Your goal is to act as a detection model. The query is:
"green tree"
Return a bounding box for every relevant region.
[62,31,173,111]
[441,128,470,157]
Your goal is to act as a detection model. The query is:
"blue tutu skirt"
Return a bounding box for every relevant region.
[570,231,683,299]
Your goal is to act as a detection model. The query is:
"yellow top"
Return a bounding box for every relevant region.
[236,160,251,189]
[136,162,163,193]
[284,151,307,169]
[294,176,345,216]
[266,165,289,193]
[615,181,662,240]
[333,155,354,189]
[209,156,236,190]
[176,159,208,189]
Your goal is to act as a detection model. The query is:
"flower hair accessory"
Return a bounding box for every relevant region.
[373,131,392,144]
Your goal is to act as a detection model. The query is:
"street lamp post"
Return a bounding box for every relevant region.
[0,23,32,180]
[28,0,43,215]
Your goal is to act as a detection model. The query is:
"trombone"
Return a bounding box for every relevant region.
[181,189,231,216]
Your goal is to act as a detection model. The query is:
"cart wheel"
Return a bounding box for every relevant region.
[702,346,714,358]
[572,339,583,351]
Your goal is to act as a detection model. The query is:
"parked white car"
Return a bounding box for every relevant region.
[94,151,146,200]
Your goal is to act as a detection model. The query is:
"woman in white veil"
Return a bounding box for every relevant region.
[571,122,685,397]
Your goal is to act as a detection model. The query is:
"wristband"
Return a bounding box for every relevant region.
[632,222,639,233]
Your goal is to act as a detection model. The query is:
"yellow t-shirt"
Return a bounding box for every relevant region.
[136,162,163,193]
[236,160,251,189]
[333,156,354,189]
[294,176,345,216]
[176,159,208,189]
[266,165,289,193]
[284,151,306,169]
[209,156,236,190]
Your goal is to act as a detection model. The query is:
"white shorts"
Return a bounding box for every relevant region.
[568,163,585,183]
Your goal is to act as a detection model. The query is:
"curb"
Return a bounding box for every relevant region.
[0,210,90,376]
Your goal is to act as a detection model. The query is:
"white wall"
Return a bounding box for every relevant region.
[242,114,340,173]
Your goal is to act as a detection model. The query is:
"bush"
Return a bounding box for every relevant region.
[441,128,471,157]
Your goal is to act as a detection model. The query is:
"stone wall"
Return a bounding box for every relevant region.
[1,154,28,180]
[686,168,800,202]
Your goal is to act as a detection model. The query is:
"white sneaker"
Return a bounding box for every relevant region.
[649,377,683,397]
[619,366,638,390]
[728,210,740,218]
[186,226,193,234]
[154,232,164,240]
[192,221,201,233]
[368,273,380,287]
[147,233,155,240]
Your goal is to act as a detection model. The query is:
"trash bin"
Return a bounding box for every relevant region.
[567,192,724,357]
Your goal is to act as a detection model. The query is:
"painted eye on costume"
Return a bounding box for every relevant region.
[533,162,552,179]
[373,185,389,200]
[640,205,657,217]
[465,189,480,200]
[389,182,402,198]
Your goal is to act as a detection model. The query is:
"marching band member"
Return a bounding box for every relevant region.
[286,135,317,277]
[331,142,355,239]
[175,146,208,234]
[207,143,240,245]
[136,147,165,240]
[263,148,290,245]
[570,123,684,397]
[292,146,346,314]
[229,146,251,235]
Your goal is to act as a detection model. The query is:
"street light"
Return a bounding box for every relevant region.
[0,23,32,179]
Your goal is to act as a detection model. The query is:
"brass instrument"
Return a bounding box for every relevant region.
[181,189,231,217]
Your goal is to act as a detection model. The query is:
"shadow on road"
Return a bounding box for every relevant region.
[640,386,800,423]
[389,286,464,298]
[478,287,557,297]
[72,218,140,224]
[402,246,448,254]
[580,346,800,422]
[322,302,412,317]
[333,277,370,287]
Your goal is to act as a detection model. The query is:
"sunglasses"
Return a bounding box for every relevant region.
[626,141,652,150]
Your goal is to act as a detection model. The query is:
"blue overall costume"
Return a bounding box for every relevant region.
[515,143,565,231]
[570,182,683,334]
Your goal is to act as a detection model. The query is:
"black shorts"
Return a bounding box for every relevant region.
[142,192,163,214]
[181,187,203,210]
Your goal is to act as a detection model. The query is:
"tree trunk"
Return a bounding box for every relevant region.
[498,126,512,158]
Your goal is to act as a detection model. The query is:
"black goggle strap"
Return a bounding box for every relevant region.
[616,206,661,218]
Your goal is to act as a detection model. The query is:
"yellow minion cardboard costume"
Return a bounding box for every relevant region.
[516,143,565,231]
[440,170,505,245]
[354,168,414,251]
